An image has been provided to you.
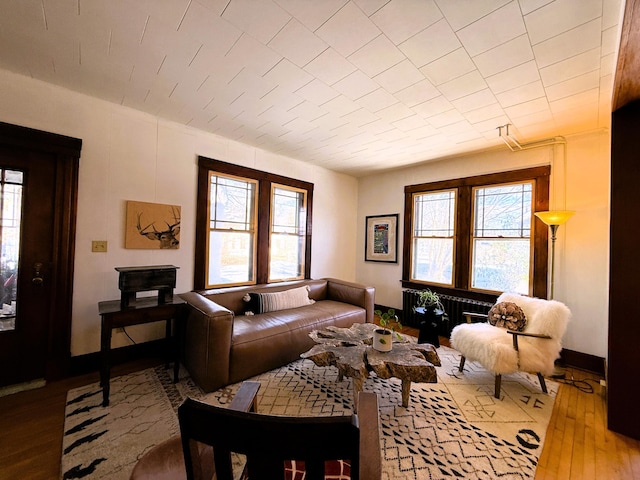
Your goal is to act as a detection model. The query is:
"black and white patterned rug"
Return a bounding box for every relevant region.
[61,346,557,479]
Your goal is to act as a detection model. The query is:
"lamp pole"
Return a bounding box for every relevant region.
[534,211,574,300]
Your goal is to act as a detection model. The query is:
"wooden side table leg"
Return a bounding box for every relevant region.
[100,316,112,407]
[401,379,412,407]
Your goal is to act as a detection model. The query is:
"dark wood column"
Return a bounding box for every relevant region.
[609,0,640,440]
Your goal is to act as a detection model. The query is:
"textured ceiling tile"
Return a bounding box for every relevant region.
[394,80,440,107]
[226,33,283,77]
[524,0,602,45]
[438,70,487,101]
[428,109,466,128]
[471,114,511,134]
[376,102,416,123]
[451,88,498,113]
[315,2,380,57]
[268,19,328,68]
[294,78,339,105]
[495,80,545,107]
[341,107,380,126]
[485,60,540,93]
[221,0,290,44]
[464,102,506,124]
[374,59,425,94]
[179,2,241,52]
[263,58,314,92]
[392,114,429,132]
[602,0,624,29]
[399,18,460,68]
[539,47,600,87]
[347,34,405,77]
[322,94,361,117]
[508,108,554,128]
[473,34,534,77]
[370,0,442,44]
[533,19,601,68]
[518,0,554,16]
[304,48,356,85]
[545,70,600,102]
[457,1,526,57]
[435,0,510,30]
[420,48,476,86]
[601,25,620,56]
[503,96,550,118]
[274,0,346,30]
[412,95,455,117]
[333,70,380,100]
[355,88,399,112]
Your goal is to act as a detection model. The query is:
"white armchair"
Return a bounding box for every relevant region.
[450,293,571,398]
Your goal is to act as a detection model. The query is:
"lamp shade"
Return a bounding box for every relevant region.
[534,210,575,226]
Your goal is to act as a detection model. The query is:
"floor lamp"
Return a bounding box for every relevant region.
[534,210,575,300]
[534,210,574,378]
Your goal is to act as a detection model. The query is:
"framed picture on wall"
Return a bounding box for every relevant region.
[125,200,181,249]
[365,214,398,263]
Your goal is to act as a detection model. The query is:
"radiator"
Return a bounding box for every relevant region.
[402,289,493,335]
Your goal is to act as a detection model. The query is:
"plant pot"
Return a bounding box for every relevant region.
[373,328,392,352]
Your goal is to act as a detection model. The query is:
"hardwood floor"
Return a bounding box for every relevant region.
[1,337,639,479]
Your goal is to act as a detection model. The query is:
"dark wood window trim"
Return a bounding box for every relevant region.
[194,156,313,290]
[402,166,550,303]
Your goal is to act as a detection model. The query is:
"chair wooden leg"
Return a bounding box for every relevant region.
[458,356,466,372]
[494,374,501,398]
[537,373,548,394]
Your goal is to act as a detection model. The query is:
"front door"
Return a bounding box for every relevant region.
[0,122,81,388]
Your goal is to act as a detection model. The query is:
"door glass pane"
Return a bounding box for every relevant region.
[0,169,23,332]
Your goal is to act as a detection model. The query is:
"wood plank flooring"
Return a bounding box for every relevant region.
[1,332,639,479]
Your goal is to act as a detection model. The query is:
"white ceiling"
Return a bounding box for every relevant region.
[0,0,624,176]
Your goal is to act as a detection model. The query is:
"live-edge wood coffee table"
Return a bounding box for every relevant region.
[301,323,441,411]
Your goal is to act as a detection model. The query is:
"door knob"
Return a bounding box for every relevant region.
[33,262,44,285]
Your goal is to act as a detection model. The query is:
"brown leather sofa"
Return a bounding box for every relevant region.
[180,278,375,392]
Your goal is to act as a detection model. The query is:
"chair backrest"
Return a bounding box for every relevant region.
[178,385,381,480]
[497,293,571,339]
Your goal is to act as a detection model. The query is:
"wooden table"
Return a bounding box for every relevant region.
[301,323,440,410]
[98,296,187,406]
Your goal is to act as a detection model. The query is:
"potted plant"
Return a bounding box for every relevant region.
[373,308,403,352]
[417,289,444,312]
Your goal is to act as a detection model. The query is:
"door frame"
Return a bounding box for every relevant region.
[0,121,80,381]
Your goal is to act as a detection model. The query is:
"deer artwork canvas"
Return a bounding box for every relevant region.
[125,201,181,249]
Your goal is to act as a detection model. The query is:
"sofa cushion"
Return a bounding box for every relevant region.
[243,285,315,314]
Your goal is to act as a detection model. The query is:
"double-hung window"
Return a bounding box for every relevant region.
[471,182,533,294]
[195,157,313,289]
[269,185,307,282]
[403,167,550,299]
[207,173,258,286]
[412,190,456,285]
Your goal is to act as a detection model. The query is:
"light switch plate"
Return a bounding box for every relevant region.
[92,240,108,252]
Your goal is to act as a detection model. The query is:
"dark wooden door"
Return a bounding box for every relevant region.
[0,122,80,387]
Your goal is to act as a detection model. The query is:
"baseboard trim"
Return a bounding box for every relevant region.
[559,348,606,376]
[69,339,167,376]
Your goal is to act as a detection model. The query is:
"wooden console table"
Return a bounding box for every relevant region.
[98,296,187,406]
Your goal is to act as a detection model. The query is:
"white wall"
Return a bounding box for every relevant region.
[356,131,611,358]
[0,69,359,356]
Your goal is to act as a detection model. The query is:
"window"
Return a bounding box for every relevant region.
[194,157,313,289]
[403,167,550,299]
[269,185,307,282]
[412,190,456,285]
[207,173,258,286]
[471,182,532,294]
